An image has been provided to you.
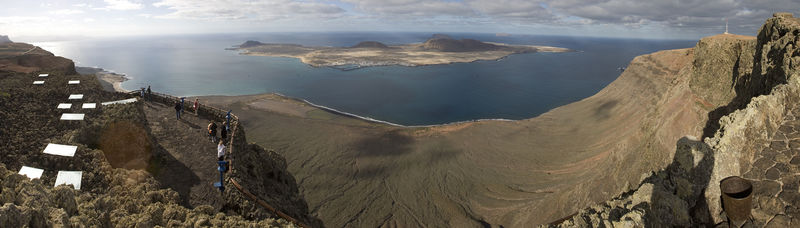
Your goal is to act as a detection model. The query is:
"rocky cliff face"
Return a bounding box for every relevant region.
[0,35,11,44]
[549,12,800,227]
[0,42,76,74]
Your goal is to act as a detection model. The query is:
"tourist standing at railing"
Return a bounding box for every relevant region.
[217,140,226,161]
[208,121,218,143]
[146,85,151,101]
[174,101,182,120]
[193,98,199,115]
[180,97,186,113]
[140,87,145,99]
[226,110,232,131]
[220,124,227,144]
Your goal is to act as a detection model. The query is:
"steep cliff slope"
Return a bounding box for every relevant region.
[550,12,800,227]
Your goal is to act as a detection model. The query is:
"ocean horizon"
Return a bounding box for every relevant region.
[32,32,696,125]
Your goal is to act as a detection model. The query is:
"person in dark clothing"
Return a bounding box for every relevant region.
[146,85,151,101]
[180,97,186,113]
[174,101,182,120]
[220,125,227,144]
[208,121,217,143]
[225,110,232,131]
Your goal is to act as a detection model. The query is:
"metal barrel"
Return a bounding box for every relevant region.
[720,176,753,224]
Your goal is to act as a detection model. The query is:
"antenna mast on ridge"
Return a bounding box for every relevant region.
[724,18,729,34]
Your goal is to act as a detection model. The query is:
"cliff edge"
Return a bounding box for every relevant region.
[549,12,800,227]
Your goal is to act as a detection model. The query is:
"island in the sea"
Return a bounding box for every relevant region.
[229,34,572,69]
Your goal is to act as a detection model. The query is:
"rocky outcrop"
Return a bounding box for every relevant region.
[0,42,76,74]
[0,35,11,44]
[239,40,266,48]
[549,12,800,227]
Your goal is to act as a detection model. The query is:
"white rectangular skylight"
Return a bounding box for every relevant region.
[68,94,83,100]
[60,113,85,120]
[81,103,96,109]
[54,171,82,190]
[38,74,49,77]
[33,81,44,85]
[57,103,72,109]
[43,143,77,157]
[68,80,80,85]
[18,166,44,179]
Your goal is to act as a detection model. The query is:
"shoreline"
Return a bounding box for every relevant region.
[269,92,515,128]
[77,66,130,93]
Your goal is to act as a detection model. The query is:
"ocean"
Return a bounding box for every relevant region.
[33,33,695,126]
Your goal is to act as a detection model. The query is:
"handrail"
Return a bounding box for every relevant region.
[138,91,307,227]
[230,178,309,228]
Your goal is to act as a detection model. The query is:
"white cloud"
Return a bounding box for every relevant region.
[152,0,345,20]
[101,0,143,11]
[341,0,475,17]
[49,9,85,15]
[83,18,96,23]
[0,16,49,25]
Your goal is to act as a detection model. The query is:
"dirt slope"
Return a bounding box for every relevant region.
[201,33,756,226]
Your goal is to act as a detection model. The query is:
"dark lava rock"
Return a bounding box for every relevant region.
[423,37,502,52]
[351,41,390,49]
[239,40,265,48]
[0,35,10,44]
[765,167,781,180]
[755,180,782,196]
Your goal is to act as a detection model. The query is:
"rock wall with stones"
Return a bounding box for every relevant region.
[547,12,800,227]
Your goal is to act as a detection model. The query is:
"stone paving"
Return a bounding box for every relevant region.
[742,107,800,227]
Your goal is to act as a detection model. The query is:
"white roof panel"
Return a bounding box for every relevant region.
[101,98,137,106]
[18,166,44,179]
[60,113,84,120]
[54,171,82,190]
[33,81,44,85]
[81,103,96,109]
[43,143,77,157]
[57,103,72,109]
[38,74,49,77]
[68,94,83,100]
[68,80,80,85]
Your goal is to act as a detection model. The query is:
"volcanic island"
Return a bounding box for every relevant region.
[229,34,572,69]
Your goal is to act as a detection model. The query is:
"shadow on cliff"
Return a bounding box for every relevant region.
[643,137,716,226]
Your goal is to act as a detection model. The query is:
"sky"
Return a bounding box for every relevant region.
[1,0,797,41]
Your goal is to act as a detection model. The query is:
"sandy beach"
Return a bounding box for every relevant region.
[77,66,130,92]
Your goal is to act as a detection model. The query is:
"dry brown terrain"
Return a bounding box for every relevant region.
[200,34,757,227]
[236,42,570,68]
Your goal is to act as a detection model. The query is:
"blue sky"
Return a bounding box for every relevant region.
[1,0,796,41]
